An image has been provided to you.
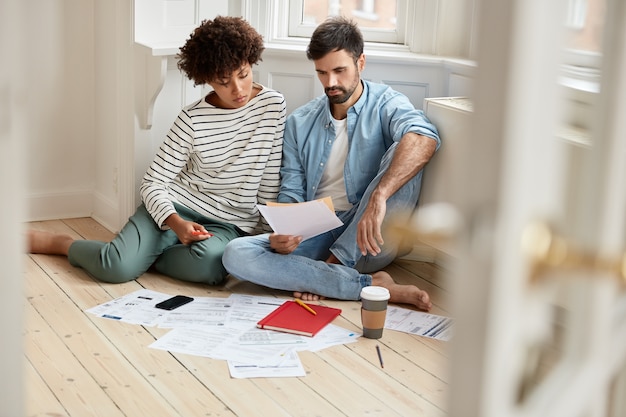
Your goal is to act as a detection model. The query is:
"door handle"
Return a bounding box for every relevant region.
[522,221,626,285]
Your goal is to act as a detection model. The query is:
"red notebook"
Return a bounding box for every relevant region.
[257,300,342,337]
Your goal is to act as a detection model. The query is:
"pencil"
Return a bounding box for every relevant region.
[295,298,317,315]
[376,345,384,368]
[191,230,213,236]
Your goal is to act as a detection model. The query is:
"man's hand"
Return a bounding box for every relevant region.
[269,233,302,254]
[356,194,387,256]
[355,133,437,257]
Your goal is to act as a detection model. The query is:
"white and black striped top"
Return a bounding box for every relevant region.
[140,85,286,234]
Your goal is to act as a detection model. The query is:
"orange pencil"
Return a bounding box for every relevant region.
[191,230,213,236]
[295,298,317,315]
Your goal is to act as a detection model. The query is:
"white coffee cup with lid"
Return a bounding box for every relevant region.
[360,286,390,339]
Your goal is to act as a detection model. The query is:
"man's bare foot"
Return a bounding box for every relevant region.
[27,230,74,256]
[293,291,326,301]
[371,271,432,311]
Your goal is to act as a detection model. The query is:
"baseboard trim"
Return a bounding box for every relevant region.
[27,191,94,222]
[26,190,122,234]
[92,192,123,233]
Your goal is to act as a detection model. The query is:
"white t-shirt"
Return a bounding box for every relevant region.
[314,117,352,211]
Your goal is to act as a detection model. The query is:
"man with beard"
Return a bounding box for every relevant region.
[223,17,440,311]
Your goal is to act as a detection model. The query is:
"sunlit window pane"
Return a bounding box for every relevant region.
[302,0,397,32]
[565,0,605,53]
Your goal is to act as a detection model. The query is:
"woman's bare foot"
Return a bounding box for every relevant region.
[293,291,326,301]
[325,253,340,264]
[27,230,74,256]
[292,254,339,301]
[371,271,432,311]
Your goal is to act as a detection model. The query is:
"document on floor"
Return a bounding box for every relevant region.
[85,289,173,326]
[385,306,454,341]
[149,326,294,364]
[149,323,359,363]
[228,349,306,379]
[257,197,343,240]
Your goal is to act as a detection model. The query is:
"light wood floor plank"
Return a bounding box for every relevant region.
[316,343,447,416]
[62,217,117,241]
[25,258,193,417]
[24,300,125,417]
[249,377,350,417]
[159,353,297,417]
[294,350,406,417]
[23,357,70,417]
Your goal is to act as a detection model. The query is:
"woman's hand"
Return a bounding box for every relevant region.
[165,214,212,245]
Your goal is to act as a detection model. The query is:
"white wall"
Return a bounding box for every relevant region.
[26,0,97,222]
[23,0,135,232]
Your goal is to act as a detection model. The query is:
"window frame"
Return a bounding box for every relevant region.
[287,0,405,44]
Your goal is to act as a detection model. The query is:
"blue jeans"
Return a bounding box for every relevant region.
[222,143,423,300]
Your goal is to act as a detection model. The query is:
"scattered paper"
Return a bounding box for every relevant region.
[228,349,306,379]
[157,297,234,328]
[226,294,285,329]
[297,324,361,352]
[86,290,357,378]
[385,306,453,341]
[85,289,171,327]
[149,326,236,358]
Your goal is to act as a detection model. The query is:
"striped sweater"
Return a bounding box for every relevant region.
[140,85,286,234]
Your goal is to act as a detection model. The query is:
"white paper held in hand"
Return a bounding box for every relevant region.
[257,200,343,240]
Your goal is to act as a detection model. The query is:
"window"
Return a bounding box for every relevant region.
[564,0,605,68]
[565,0,605,53]
[289,0,402,44]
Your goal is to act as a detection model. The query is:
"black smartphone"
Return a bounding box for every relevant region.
[155,295,194,310]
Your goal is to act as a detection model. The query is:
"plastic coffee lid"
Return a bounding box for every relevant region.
[360,286,390,301]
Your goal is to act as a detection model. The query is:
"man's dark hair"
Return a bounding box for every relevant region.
[306,16,364,62]
[177,16,264,86]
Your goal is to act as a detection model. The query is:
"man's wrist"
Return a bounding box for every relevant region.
[370,188,390,204]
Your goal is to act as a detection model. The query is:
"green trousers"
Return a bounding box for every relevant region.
[68,203,245,285]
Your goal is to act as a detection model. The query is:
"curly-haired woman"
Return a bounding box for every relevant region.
[28,16,286,286]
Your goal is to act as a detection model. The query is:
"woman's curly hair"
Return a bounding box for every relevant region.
[177,16,264,86]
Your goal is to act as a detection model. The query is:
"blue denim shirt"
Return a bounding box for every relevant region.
[279,79,440,205]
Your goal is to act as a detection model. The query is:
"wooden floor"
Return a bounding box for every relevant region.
[24,218,450,417]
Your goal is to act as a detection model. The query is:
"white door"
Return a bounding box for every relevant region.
[445,0,626,416]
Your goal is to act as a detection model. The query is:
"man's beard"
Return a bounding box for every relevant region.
[325,85,356,104]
